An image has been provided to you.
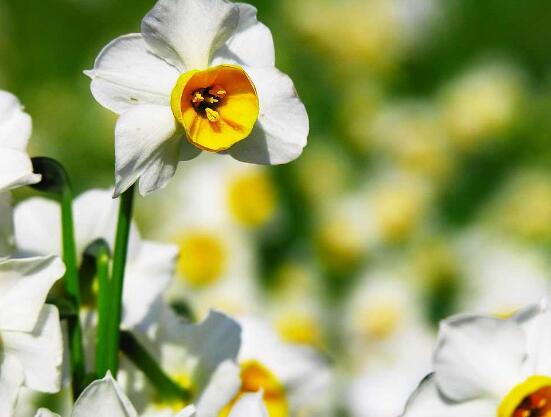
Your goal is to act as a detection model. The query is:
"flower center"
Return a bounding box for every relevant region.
[220,360,289,417]
[359,301,403,341]
[175,232,227,287]
[226,170,277,228]
[276,312,322,347]
[171,65,259,152]
[499,376,551,417]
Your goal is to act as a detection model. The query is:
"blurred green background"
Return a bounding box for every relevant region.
[4,1,551,413]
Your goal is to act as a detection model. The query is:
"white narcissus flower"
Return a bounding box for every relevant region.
[0,255,65,416]
[402,301,551,417]
[35,372,268,417]
[134,309,243,417]
[0,90,41,192]
[233,316,333,417]
[86,0,309,197]
[13,189,178,334]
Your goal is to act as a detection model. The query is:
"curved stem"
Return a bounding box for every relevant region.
[103,185,135,376]
[32,157,85,398]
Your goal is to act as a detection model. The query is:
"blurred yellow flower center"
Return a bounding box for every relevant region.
[227,170,277,228]
[360,302,402,340]
[176,232,227,287]
[220,360,288,417]
[498,376,551,417]
[276,312,322,347]
[171,65,259,152]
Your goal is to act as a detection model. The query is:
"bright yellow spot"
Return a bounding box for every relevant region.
[171,65,259,152]
[316,218,364,270]
[175,232,227,287]
[360,302,402,340]
[220,361,288,417]
[227,170,277,228]
[498,376,551,417]
[276,312,322,347]
[153,373,192,412]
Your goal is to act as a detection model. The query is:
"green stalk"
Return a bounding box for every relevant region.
[31,158,85,398]
[103,185,135,376]
[120,331,192,403]
[94,243,111,378]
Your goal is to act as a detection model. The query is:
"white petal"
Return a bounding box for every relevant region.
[34,409,61,417]
[514,301,551,375]
[228,67,308,165]
[2,305,63,393]
[122,240,178,329]
[0,193,14,257]
[212,4,275,68]
[114,104,197,197]
[14,197,62,257]
[0,256,64,332]
[176,405,197,417]
[0,352,25,417]
[141,0,239,70]
[73,372,138,417]
[402,376,496,417]
[86,34,179,114]
[0,90,32,150]
[196,360,241,417]
[161,310,241,392]
[433,314,525,401]
[0,147,40,192]
[229,392,268,417]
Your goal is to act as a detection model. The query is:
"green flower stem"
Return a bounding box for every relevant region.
[120,331,192,403]
[103,185,135,376]
[94,242,111,378]
[31,157,86,399]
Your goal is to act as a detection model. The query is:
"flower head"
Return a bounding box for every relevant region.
[402,301,551,417]
[86,0,308,197]
[0,90,41,192]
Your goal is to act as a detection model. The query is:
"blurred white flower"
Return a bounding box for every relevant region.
[0,256,65,416]
[13,189,178,336]
[440,62,524,151]
[234,316,333,417]
[140,158,261,319]
[86,0,308,197]
[0,90,40,192]
[455,230,551,316]
[403,301,551,417]
[138,310,243,417]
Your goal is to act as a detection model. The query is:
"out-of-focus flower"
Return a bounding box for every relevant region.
[440,63,525,151]
[315,194,372,273]
[139,310,243,417]
[0,90,40,192]
[268,262,326,348]
[455,230,551,317]
[287,0,438,75]
[365,173,433,246]
[0,256,65,416]
[368,101,455,185]
[37,371,266,417]
[403,301,551,417]
[344,267,433,417]
[13,189,178,335]
[140,158,261,319]
[294,140,352,210]
[232,317,332,417]
[86,0,308,197]
[487,169,551,243]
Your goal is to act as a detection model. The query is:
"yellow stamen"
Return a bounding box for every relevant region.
[209,85,227,97]
[206,108,220,122]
